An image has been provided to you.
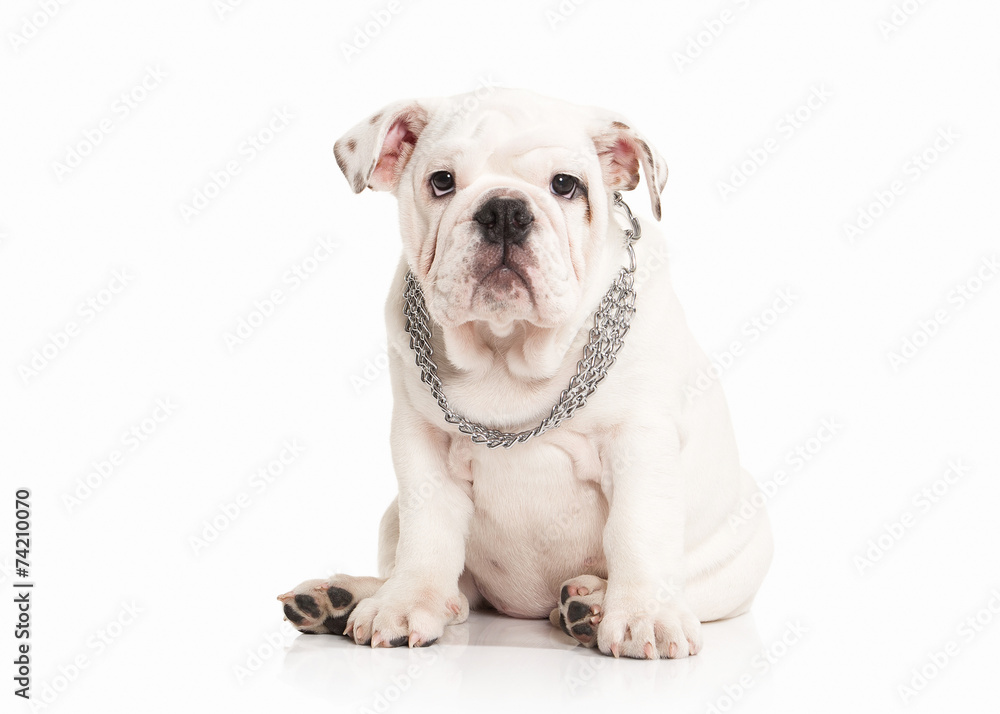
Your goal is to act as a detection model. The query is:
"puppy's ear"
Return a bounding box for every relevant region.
[591,115,668,220]
[333,100,430,193]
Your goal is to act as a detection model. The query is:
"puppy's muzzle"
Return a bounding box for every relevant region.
[474,197,533,246]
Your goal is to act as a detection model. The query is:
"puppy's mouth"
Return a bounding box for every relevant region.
[480,265,526,291]
[474,244,534,295]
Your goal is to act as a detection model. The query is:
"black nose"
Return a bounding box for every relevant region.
[474,197,534,245]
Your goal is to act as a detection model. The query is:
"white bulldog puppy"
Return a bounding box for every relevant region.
[278,88,772,659]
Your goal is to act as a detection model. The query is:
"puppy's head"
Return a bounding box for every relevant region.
[334,89,666,371]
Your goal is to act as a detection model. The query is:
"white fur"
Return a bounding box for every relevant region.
[330,89,772,659]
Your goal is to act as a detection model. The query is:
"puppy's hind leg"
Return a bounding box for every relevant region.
[550,574,607,647]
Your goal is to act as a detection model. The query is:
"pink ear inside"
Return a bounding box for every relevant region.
[601,136,641,191]
[370,117,420,190]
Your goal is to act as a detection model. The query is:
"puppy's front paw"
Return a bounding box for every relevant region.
[345,580,468,648]
[277,574,383,635]
[598,595,702,660]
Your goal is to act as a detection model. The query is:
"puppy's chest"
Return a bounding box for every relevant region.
[456,430,610,616]
[457,429,605,516]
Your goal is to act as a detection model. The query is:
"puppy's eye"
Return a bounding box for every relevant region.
[550,174,578,199]
[430,171,455,197]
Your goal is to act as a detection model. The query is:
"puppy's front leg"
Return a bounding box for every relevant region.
[344,411,472,648]
[598,423,702,659]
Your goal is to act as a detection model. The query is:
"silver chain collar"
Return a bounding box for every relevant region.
[402,191,641,449]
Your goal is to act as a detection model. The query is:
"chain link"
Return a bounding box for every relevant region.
[403,191,640,448]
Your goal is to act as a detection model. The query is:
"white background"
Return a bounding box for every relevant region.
[2,0,998,712]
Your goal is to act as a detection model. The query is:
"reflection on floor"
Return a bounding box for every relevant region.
[280,610,764,707]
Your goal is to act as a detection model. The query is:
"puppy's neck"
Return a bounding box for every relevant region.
[441,320,580,381]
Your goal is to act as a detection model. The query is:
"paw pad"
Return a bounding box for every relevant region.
[278,576,377,636]
[552,575,606,647]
